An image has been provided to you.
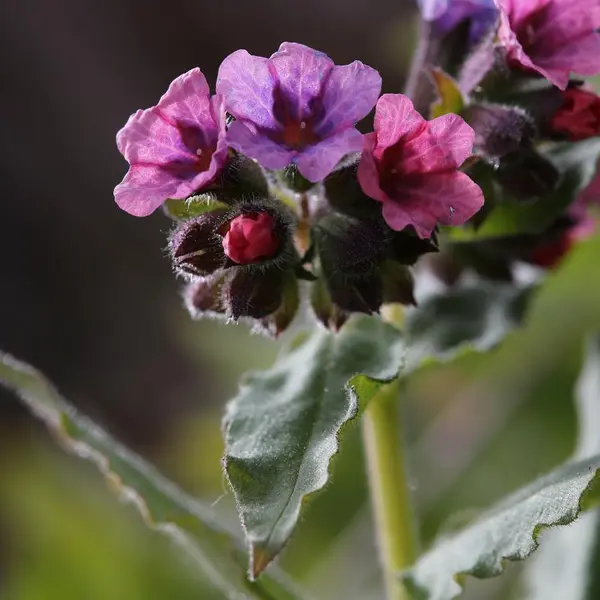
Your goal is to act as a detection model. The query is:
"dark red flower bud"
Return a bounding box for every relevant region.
[222,212,280,264]
[550,87,600,141]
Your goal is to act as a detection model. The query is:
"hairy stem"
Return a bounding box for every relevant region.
[362,305,419,600]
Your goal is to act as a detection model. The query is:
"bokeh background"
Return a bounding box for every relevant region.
[1,1,600,598]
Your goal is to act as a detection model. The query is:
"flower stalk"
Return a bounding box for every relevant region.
[362,305,419,600]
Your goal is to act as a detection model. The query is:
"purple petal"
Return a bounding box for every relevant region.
[226,120,294,171]
[269,43,335,123]
[418,0,449,21]
[372,94,426,157]
[294,128,363,182]
[216,50,276,129]
[383,171,484,238]
[316,61,381,135]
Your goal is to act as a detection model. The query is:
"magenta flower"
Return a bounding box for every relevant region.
[114,68,228,217]
[497,0,600,90]
[216,42,382,182]
[358,94,484,238]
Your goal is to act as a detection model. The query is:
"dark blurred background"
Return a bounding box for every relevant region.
[1,1,599,598]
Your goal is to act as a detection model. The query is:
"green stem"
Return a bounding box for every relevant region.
[362,307,419,600]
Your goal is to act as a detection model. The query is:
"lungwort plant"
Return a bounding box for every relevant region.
[4,0,600,598]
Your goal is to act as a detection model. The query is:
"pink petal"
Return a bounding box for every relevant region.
[294,128,363,182]
[401,113,475,175]
[383,171,484,237]
[269,43,335,122]
[117,69,216,164]
[225,120,294,171]
[216,49,276,129]
[372,94,426,156]
[317,61,382,133]
[357,133,389,203]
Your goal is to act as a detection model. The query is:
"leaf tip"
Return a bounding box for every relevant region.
[249,543,277,579]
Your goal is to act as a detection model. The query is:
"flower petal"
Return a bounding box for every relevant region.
[357,133,389,203]
[269,42,334,123]
[225,120,295,171]
[316,61,381,135]
[294,128,363,182]
[402,112,475,174]
[383,171,484,238]
[372,94,426,156]
[216,49,276,129]
[117,69,216,165]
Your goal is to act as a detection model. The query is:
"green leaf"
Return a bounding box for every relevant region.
[524,334,600,600]
[430,69,465,118]
[403,455,600,600]
[224,316,406,578]
[453,138,600,241]
[403,332,600,600]
[164,194,229,220]
[402,278,532,372]
[224,278,534,577]
[0,354,310,600]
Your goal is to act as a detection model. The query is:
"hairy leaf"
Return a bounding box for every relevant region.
[0,354,310,600]
[525,335,600,600]
[453,138,600,241]
[403,455,600,600]
[224,278,535,577]
[223,316,406,578]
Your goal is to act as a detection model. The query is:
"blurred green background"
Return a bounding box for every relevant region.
[2,0,600,598]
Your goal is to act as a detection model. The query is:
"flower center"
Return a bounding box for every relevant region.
[282,120,319,149]
[514,3,551,55]
[222,212,281,264]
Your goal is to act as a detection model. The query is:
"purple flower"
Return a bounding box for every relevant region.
[216,42,382,182]
[498,0,600,90]
[418,0,498,39]
[114,68,228,217]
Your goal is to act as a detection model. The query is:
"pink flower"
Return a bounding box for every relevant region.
[497,0,600,90]
[222,212,280,264]
[216,42,381,182]
[357,94,484,238]
[114,68,228,217]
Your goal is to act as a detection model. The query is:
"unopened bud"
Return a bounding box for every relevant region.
[183,274,227,318]
[549,86,600,141]
[222,212,280,264]
[467,103,535,160]
[224,267,285,320]
[260,272,300,337]
[169,211,228,277]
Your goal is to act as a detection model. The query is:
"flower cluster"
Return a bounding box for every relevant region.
[114,0,600,330]
[114,42,483,332]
